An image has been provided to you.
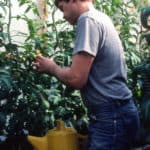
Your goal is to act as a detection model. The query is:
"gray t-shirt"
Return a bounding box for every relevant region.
[73,7,132,107]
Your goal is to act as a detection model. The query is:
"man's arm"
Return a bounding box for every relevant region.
[35,52,94,89]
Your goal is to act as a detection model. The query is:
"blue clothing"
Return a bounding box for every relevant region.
[73,6,132,106]
[73,5,140,150]
[88,98,140,150]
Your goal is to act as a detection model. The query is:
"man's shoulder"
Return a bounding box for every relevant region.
[78,9,111,25]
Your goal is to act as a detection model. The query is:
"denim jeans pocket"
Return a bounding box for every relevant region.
[88,114,118,150]
[122,110,140,141]
[90,112,116,136]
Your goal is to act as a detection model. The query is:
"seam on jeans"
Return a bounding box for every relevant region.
[113,113,117,144]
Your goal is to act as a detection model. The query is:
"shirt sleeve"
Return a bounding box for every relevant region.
[73,16,102,56]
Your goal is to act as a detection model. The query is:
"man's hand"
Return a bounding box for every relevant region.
[34,56,57,75]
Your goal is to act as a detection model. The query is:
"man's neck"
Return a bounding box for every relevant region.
[74,1,94,25]
[87,2,94,10]
[78,2,94,14]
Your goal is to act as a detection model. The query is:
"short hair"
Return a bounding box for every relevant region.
[54,0,92,7]
[54,0,70,7]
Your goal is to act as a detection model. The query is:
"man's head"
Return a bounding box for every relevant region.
[54,0,93,25]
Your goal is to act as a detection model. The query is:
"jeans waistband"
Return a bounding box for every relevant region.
[88,99,131,116]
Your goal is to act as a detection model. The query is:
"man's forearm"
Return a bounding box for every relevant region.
[53,65,84,89]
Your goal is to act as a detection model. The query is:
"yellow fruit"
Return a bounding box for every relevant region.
[36,50,42,56]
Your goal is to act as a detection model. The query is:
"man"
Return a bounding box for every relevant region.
[35,0,140,149]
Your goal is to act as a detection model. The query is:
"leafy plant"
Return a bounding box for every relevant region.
[0,0,149,149]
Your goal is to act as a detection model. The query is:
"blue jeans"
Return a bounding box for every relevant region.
[87,99,140,150]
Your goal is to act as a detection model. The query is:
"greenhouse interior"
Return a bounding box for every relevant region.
[0,0,150,150]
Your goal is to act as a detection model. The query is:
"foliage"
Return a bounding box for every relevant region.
[131,4,150,145]
[0,0,88,138]
[0,0,149,147]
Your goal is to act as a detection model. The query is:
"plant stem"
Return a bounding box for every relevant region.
[7,0,12,44]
